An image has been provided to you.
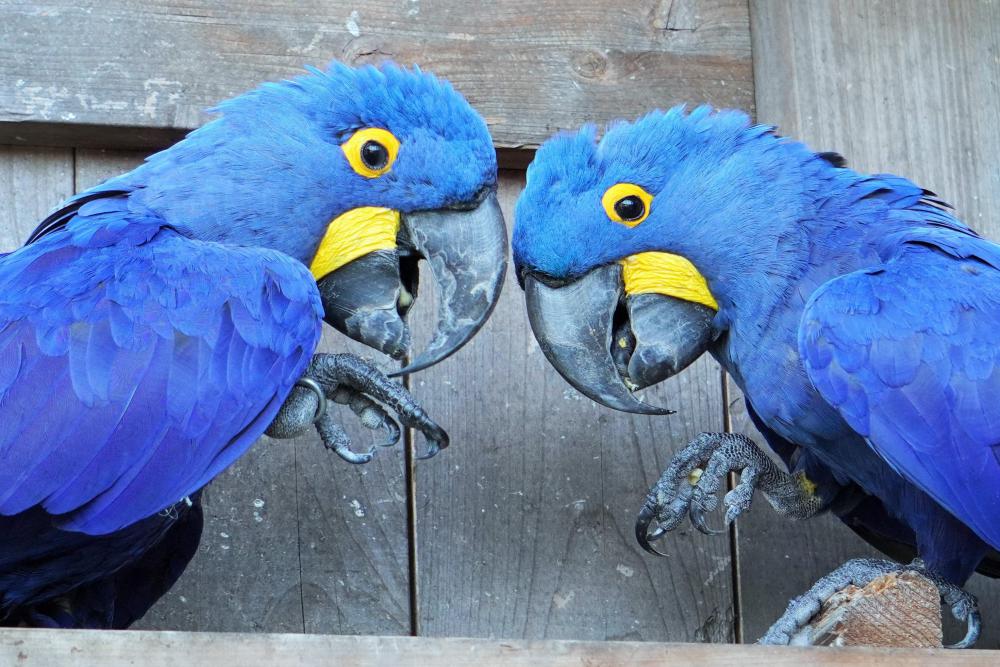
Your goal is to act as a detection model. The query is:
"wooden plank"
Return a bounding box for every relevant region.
[73,150,412,634]
[293,330,412,636]
[412,172,732,641]
[0,0,753,153]
[742,0,1000,647]
[0,146,73,247]
[3,629,1000,667]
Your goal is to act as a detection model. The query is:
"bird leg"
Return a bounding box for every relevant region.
[266,353,448,463]
[635,432,825,553]
[760,558,980,648]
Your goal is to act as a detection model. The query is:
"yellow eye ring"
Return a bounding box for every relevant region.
[342,127,400,178]
[602,183,653,227]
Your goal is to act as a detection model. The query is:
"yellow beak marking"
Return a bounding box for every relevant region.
[620,252,718,311]
[309,207,401,281]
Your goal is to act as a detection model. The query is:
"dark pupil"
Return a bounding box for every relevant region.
[361,140,388,170]
[614,195,644,221]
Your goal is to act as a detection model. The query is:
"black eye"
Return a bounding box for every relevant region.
[614,195,645,222]
[360,140,389,171]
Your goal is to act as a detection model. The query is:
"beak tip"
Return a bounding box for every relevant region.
[396,192,507,375]
[599,393,675,416]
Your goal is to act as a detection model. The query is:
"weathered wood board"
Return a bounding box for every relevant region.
[8,629,1000,667]
[0,146,72,245]
[412,173,732,642]
[0,0,753,154]
[741,0,1000,648]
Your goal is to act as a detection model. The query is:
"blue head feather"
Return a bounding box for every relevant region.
[93,62,497,262]
[513,105,867,309]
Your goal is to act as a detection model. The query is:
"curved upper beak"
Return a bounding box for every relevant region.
[523,259,716,415]
[315,191,508,373]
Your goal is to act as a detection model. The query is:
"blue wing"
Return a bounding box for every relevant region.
[800,227,1000,550]
[0,196,322,535]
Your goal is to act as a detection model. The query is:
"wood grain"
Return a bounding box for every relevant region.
[411,172,732,642]
[801,572,942,648]
[70,150,413,634]
[3,628,1000,667]
[293,329,412,637]
[0,146,72,247]
[0,0,752,153]
[743,0,1000,647]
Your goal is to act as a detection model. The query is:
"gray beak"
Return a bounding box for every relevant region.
[316,192,508,373]
[317,249,411,360]
[523,263,715,415]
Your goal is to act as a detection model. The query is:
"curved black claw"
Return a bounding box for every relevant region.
[414,419,449,460]
[315,413,376,465]
[688,500,724,536]
[636,501,669,557]
[948,608,981,649]
[377,418,402,448]
[924,565,982,649]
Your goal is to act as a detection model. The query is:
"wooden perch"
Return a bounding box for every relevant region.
[792,571,943,648]
[3,628,999,667]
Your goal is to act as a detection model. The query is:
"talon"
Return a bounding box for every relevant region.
[332,443,377,465]
[379,418,402,448]
[635,502,669,557]
[946,609,981,649]
[647,526,667,541]
[689,501,724,535]
[416,434,448,460]
[414,420,449,460]
[317,412,377,465]
[294,377,328,423]
[416,443,439,460]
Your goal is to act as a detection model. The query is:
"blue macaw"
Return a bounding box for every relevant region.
[512,106,998,646]
[0,63,506,627]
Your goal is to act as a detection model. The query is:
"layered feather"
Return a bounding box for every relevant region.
[0,198,321,535]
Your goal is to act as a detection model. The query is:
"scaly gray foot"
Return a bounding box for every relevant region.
[266,353,448,463]
[636,432,824,554]
[760,557,980,649]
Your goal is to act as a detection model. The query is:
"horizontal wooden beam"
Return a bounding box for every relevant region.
[0,1,752,156]
[2,629,998,666]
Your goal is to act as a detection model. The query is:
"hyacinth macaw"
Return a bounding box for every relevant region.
[512,106,998,647]
[0,63,506,628]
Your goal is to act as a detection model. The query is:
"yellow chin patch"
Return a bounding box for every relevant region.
[309,207,401,281]
[620,252,718,311]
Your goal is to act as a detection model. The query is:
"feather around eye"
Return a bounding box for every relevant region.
[602,183,653,227]
[342,127,400,178]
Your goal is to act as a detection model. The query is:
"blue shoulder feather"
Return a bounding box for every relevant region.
[801,229,1000,550]
[0,198,321,534]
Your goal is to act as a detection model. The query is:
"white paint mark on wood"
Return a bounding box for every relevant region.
[345,10,361,37]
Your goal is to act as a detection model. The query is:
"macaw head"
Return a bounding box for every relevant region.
[121,62,507,374]
[513,106,814,413]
